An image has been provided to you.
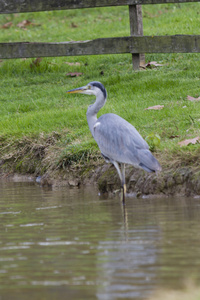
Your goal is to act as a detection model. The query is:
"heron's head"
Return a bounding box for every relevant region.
[67,81,107,99]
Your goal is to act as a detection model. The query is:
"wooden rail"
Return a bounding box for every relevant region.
[0,0,200,69]
[1,36,200,59]
[0,0,199,13]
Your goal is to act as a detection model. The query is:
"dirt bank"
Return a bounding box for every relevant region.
[0,133,199,197]
[93,164,200,197]
[1,163,200,198]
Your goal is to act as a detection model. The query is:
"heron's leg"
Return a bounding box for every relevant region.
[112,161,122,182]
[112,161,126,205]
[121,163,126,205]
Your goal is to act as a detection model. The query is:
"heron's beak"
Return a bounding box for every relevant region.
[66,86,87,94]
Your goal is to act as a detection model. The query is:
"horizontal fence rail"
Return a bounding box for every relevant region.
[0,0,200,69]
[0,0,200,13]
[1,36,200,59]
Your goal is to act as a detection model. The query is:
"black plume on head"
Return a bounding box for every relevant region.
[89,81,107,99]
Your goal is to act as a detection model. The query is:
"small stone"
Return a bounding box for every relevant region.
[68,179,79,187]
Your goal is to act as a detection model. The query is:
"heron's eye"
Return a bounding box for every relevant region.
[88,85,91,89]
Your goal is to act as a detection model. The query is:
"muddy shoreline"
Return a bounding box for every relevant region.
[1,130,199,197]
[1,163,200,198]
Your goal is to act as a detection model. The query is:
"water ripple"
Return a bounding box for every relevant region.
[38,241,90,246]
[20,223,44,227]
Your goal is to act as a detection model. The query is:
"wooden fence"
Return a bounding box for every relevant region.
[0,0,200,69]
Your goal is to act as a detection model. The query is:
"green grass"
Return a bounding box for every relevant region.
[0,3,200,173]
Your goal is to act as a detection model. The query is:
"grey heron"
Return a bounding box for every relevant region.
[67,81,161,204]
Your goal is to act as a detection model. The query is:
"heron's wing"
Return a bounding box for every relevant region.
[93,113,149,166]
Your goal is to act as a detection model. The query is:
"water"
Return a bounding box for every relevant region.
[0,180,200,300]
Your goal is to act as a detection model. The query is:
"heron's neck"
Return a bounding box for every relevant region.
[86,93,106,137]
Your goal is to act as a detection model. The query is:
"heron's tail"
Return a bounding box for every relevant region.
[138,149,162,173]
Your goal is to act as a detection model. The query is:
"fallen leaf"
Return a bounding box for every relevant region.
[65,62,81,66]
[30,57,43,69]
[71,22,78,28]
[17,20,40,29]
[33,57,42,66]
[2,22,13,29]
[178,136,200,147]
[145,61,163,68]
[145,105,164,110]
[169,135,179,139]
[66,72,83,77]
[187,95,200,102]
[17,20,32,28]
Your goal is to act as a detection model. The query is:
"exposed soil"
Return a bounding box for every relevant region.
[0,133,199,197]
[1,163,200,198]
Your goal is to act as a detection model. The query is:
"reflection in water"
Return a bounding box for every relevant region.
[96,229,160,299]
[0,181,200,300]
[96,202,161,300]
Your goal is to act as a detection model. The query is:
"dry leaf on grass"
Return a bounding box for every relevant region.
[30,58,43,69]
[187,95,200,102]
[17,20,41,28]
[71,22,78,28]
[65,62,81,66]
[17,20,32,28]
[2,22,13,29]
[178,136,200,147]
[145,61,163,68]
[169,135,179,139]
[145,105,164,110]
[66,72,83,77]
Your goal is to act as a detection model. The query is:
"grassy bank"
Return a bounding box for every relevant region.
[0,3,200,177]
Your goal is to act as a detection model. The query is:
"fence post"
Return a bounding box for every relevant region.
[129,5,145,70]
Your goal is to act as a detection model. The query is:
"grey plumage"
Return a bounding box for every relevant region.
[67,81,161,203]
